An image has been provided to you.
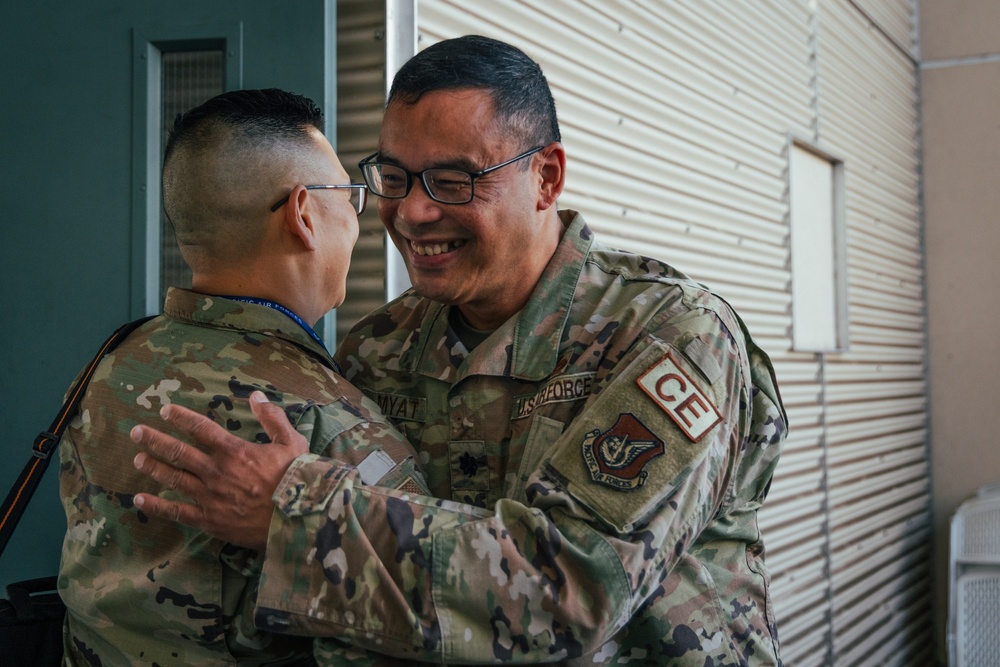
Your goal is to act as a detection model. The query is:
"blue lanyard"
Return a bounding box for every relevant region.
[221,295,331,356]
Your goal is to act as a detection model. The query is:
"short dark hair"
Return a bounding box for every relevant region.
[164,88,324,164]
[161,88,327,258]
[387,35,561,147]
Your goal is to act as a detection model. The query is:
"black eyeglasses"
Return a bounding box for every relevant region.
[269,184,368,215]
[358,145,545,205]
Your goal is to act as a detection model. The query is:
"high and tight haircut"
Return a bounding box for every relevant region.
[387,35,561,148]
[163,88,324,165]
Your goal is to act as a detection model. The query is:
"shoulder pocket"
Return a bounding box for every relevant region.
[543,338,728,534]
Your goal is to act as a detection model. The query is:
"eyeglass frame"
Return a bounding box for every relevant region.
[357,145,546,205]
[269,183,368,215]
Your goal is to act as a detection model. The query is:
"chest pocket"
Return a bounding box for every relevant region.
[448,440,490,506]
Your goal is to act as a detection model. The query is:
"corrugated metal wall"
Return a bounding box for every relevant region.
[344,1,930,663]
[814,3,930,665]
[337,0,389,341]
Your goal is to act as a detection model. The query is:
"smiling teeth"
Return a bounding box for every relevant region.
[412,240,465,256]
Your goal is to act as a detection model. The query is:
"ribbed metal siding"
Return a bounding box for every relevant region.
[850,0,917,58]
[816,2,930,665]
[336,0,388,341]
[414,1,929,664]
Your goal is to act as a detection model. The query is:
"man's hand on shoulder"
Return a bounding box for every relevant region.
[131,391,308,552]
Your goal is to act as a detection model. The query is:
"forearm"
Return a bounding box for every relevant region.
[256,457,488,660]
[253,455,703,663]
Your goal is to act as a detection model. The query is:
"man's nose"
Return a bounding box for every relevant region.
[394,177,443,225]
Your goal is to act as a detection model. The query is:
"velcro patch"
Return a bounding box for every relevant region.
[355,449,395,485]
[636,351,721,442]
[582,414,664,490]
[543,339,722,534]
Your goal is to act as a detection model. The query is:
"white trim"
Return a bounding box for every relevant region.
[384,0,417,301]
[787,136,848,353]
[130,23,243,318]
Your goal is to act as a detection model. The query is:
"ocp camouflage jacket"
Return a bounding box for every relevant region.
[256,211,788,666]
[59,288,425,666]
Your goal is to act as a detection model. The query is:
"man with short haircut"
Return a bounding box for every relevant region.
[58,88,426,665]
[133,38,788,666]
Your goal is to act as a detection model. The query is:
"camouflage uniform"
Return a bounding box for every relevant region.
[256,210,788,665]
[58,288,427,666]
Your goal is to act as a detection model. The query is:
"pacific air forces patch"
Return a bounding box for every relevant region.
[583,413,664,490]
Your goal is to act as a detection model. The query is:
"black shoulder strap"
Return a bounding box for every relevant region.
[0,316,155,558]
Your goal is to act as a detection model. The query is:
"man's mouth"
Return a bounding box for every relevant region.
[410,240,466,256]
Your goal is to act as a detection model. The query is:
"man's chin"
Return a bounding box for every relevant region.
[408,277,462,305]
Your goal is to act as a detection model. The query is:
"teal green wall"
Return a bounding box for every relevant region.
[0,0,334,588]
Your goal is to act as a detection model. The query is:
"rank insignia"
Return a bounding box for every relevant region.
[582,414,664,490]
[636,351,721,442]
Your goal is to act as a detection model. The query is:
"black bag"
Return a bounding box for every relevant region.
[0,317,153,666]
[0,576,65,666]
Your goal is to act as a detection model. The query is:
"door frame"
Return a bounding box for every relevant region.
[130,22,243,318]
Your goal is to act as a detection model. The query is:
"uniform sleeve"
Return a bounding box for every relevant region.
[296,395,430,496]
[255,312,760,663]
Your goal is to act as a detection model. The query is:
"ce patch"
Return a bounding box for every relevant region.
[636,350,721,442]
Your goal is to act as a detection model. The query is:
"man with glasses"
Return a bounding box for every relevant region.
[58,88,428,665]
[132,37,787,666]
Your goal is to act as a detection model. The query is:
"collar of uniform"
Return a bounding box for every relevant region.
[162,287,334,364]
[405,210,592,382]
[510,209,592,380]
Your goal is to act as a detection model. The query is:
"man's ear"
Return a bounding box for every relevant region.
[282,184,318,251]
[537,142,566,211]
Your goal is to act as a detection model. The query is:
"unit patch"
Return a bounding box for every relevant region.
[582,413,664,490]
[636,350,721,441]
